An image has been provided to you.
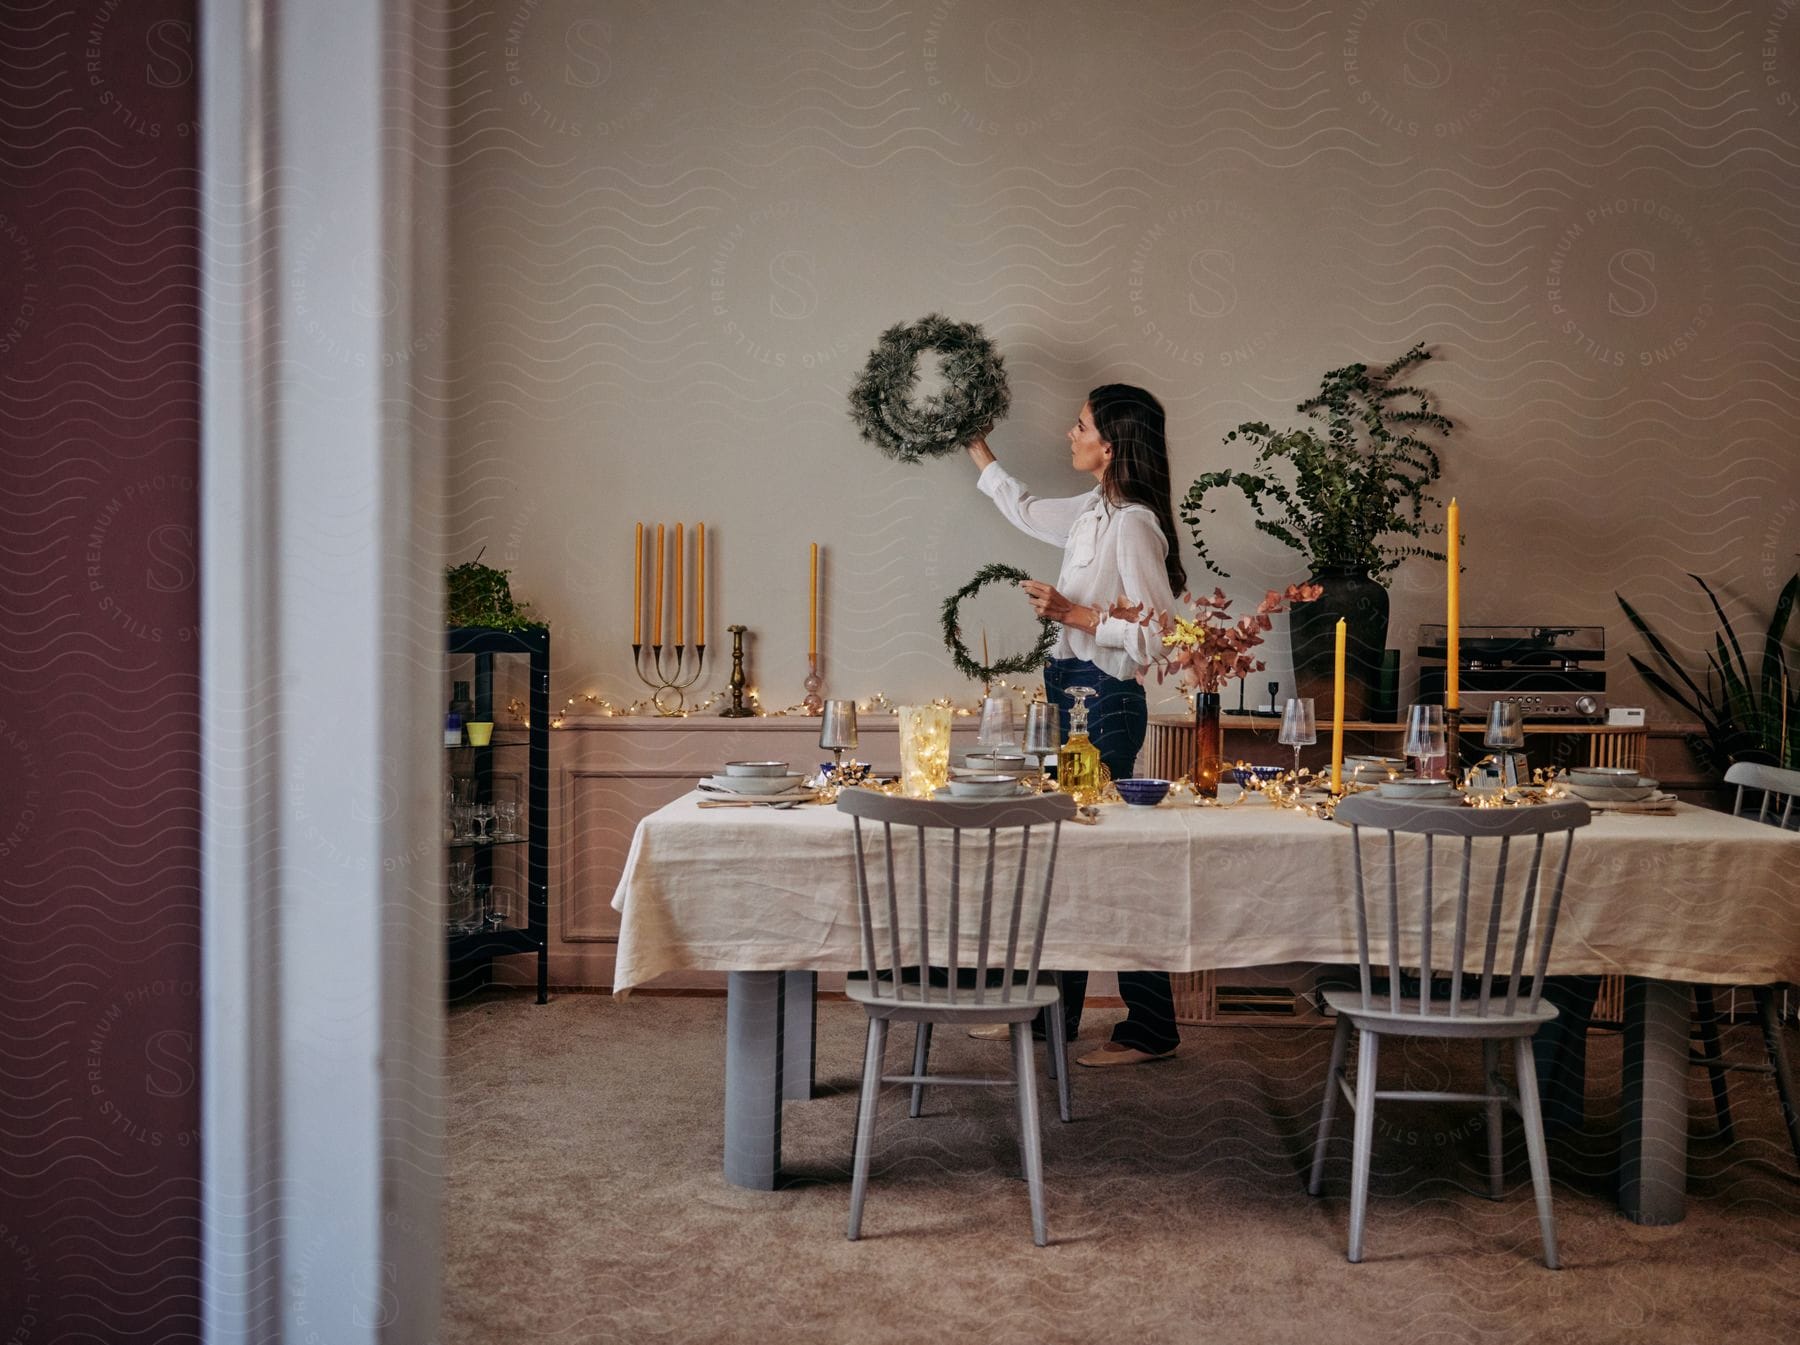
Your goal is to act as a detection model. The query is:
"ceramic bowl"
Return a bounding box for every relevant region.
[724,761,790,778]
[963,752,1031,774]
[1232,764,1285,786]
[1379,778,1455,800]
[1568,766,1640,786]
[1115,777,1172,807]
[945,773,1021,799]
[1567,779,1658,803]
[706,772,808,796]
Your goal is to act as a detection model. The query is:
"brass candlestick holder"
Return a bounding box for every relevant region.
[632,637,705,716]
[802,652,823,715]
[720,624,754,718]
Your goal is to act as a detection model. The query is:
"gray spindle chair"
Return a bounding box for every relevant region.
[1309,794,1591,1268]
[1689,763,1800,1166]
[837,788,1076,1246]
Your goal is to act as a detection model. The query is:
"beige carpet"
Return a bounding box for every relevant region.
[445,991,1798,1344]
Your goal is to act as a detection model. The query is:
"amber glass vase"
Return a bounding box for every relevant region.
[1193,692,1223,799]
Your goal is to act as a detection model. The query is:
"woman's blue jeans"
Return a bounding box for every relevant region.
[1042,658,1181,1053]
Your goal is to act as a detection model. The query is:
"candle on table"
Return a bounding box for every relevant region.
[653,523,665,646]
[697,523,705,647]
[675,522,684,647]
[809,542,819,656]
[633,522,643,645]
[1446,498,1460,710]
[1331,618,1347,794]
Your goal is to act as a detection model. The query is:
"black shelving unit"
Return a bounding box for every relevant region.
[447,625,549,1003]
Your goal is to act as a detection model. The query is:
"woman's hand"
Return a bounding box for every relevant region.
[1021,579,1093,632]
[964,431,995,470]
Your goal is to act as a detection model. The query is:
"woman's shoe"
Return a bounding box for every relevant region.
[1075,1041,1177,1068]
[967,1023,1077,1042]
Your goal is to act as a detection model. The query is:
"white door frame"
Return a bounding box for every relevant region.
[200,1,448,1340]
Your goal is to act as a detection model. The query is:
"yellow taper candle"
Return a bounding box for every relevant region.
[1446,498,1460,710]
[674,522,684,647]
[633,522,643,645]
[653,523,665,646]
[1331,618,1347,794]
[809,542,819,656]
[696,524,705,646]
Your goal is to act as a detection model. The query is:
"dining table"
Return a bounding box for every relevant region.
[610,789,1799,1225]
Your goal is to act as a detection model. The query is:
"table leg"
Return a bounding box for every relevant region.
[1620,977,1688,1224]
[724,971,785,1190]
[782,971,817,1101]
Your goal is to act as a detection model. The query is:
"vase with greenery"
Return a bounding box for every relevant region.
[1618,571,1797,772]
[1181,343,1451,719]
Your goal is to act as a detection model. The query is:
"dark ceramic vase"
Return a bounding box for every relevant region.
[1290,566,1390,722]
[1192,692,1222,799]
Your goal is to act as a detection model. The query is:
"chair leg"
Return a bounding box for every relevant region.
[1694,986,1734,1141]
[908,1022,932,1119]
[1513,1036,1561,1269]
[1047,997,1072,1124]
[1484,1038,1505,1200]
[847,1017,888,1242]
[1347,1029,1380,1264]
[1309,1015,1352,1196]
[1755,988,1800,1168]
[1010,1022,1049,1246]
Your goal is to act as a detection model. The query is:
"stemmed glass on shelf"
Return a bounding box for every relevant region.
[1278,697,1316,778]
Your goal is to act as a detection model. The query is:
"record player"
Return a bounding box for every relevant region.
[1416,624,1606,722]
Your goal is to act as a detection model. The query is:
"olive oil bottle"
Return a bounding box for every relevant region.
[1057,686,1102,803]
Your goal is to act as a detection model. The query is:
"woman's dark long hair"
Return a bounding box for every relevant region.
[1088,383,1187,596]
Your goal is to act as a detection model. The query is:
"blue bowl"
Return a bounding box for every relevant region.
[1233,764,1285,786]
[1115,777,1171,807]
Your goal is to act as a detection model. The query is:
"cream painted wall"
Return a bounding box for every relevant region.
[446,0,1800,726]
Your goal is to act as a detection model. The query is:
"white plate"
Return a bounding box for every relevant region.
[703,773,808,796]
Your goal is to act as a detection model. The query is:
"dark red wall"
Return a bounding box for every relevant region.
[1,2,202,1339]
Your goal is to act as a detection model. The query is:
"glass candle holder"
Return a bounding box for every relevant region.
[897,704,953,798]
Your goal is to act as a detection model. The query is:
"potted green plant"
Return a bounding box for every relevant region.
[1181,343,1451,718]
[445,553,547,632]
[1618,571,1797,773]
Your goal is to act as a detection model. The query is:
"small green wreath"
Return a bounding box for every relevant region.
[848,313,1011,463]
[940,562,1057,683]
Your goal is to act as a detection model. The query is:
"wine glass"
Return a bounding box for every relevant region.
[1278,697,1316,777]
[976,695,1017,752]
[1405,704,1449,779]
[1484,701,1527,788]
[1484,700,1525,750]
[494,799,520,840]
[472,802,495,843]
[819,699,858,769]
[1023,702,1060,790]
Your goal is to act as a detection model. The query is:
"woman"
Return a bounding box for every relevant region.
[965,384,1186,1066]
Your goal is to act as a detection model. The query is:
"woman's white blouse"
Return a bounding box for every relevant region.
[977,461,1178,681]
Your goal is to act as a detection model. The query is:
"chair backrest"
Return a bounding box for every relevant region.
[836,789,1077,1006]
[1332,795,1592,1020]
[1725,761,1800,830]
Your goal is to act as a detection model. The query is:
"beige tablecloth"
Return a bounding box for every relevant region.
[610,795,1799,992]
